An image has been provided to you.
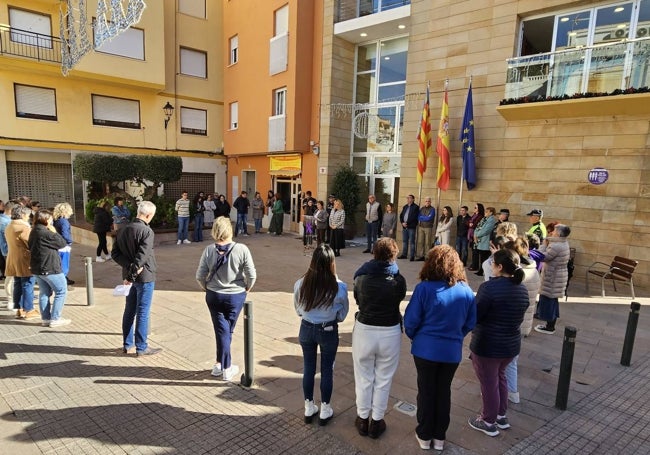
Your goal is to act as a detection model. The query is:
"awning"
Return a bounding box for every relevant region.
[269,169,301,177]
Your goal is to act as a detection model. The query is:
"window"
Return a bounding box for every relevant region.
[178,0,206,18]
[229,35,238,65]
[274,5,289,36]
[92,95,140,129]
[14,84,57,121]
[95,25,144,60]
[180,107,207,135]
[355,36,408,104]
[229,102,239,130]
[273,87,286,116]
[180,47,207,78]
[9,8,52,47]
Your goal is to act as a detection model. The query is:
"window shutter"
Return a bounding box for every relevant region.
[15,84,56,120]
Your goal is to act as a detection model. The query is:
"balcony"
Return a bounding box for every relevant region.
[335,0,411,23]
[0,26,62,63]
[504,37,650,100]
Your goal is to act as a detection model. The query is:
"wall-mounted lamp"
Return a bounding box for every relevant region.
[163,102,174,129]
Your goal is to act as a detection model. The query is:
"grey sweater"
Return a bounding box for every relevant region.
[196,242,256,294]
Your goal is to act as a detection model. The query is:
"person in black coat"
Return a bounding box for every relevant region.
[215,194,231,219]
[93,202,113,263]
[398,194,419,261]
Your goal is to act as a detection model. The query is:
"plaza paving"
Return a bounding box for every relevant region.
[1,230,649,454]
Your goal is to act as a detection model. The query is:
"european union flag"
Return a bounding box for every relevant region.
[459,83,477,190]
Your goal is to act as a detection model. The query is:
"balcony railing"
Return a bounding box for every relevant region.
[505,37,650,100]
[0,25,62,63]
[335,0,410,23]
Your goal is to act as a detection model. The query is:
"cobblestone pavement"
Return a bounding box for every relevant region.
[1,231,649,454]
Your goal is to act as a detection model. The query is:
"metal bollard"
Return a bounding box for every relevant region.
[84,257,94,307]
[240,300,254,387]
[555,326,577,410]
[621,302,641,367]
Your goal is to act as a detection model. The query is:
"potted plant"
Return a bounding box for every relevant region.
[331,165,364,239]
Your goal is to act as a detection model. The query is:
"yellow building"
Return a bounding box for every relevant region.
[0,0,226,214]
[321,0,650,288]
[223,0,323,231]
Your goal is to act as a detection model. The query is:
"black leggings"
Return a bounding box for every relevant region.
[96,232,108,256]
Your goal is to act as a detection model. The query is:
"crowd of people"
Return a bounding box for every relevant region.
[0,192,573,451]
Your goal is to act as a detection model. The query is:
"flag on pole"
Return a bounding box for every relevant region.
[459,83,477,190]
[416,85,432,184]
[436,87,451,190]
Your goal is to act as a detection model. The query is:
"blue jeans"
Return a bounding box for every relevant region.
[366,221,379,251]
[177,216,189,241]
[123,281,155,353]
[36,273,67,321]
[194,213,204,242]
[299,319,339,403]
[505,354,519,393]
[14,276,35,312]
[402,227,416,259]
[236,213,248,235]
[254,218,262,233]
[455,236,469,265]
[205,290,246,369]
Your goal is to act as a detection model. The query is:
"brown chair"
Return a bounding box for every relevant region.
[586,256,638,299]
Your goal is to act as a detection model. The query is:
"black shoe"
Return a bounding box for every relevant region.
[137,347,163,356]
[66,277,75,285]
[368,419,386,439]
[334,252,340,257]
[362,249,371,253]
[409,257,414,262]
[416,257,425,261]
[397,255,407,259]
[355,416,369,436]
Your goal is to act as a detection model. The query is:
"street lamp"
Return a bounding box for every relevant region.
[163,102,174,129]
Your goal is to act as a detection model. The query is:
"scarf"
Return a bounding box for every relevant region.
[206,243,235,282]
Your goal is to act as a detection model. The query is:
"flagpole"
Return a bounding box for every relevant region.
[459,75,471,210]
[434,78,449,237]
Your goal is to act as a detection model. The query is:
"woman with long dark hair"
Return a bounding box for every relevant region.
[468,249,529,437]
[404,245,476,450]
[435,206,454,245]
[294,244,349,426]
[467,203,485,271]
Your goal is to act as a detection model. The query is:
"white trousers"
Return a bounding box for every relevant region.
[352,320,401,420]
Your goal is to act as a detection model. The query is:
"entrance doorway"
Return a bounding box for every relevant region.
[242,170,256,196]
[276,178,302,231]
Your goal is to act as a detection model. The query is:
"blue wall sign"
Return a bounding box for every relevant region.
[588,167,609,185]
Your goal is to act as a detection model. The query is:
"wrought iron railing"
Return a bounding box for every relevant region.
[335,0,410,23]
[0,25,62,63]
[505,36,650,100]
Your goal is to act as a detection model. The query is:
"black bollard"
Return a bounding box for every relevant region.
[84,257,94,307]
[555,326,577,410]
[621,302,641,367]
[240,300,254,387]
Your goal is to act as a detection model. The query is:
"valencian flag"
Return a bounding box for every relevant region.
[436,88,451,190]
[416,85,432,184]
[460,83,477,190]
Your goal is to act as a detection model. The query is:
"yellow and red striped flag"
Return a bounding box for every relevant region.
[416,86,432,184]
[436,88,451,190]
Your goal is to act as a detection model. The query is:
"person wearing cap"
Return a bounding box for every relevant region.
[526,209,547,241]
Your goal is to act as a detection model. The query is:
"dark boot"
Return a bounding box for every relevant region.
[355,416,369,436]
[368,418,386,439]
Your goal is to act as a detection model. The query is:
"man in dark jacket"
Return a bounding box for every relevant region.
[455,206,470,266]
[112,201,160,356]
[233,191,250,236]
[398,195,419,261]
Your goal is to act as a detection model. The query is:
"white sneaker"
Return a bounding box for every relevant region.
[41,320,51,327]
[177,240,182,245]
[415,433,431,449]
[211,363,223,377]
[304,399,319,424]
[103,255,112,261]
[222,364,239,381]
[508,391,520,404]
[96,256,105,263]
[49,318,72,328]
[433,439,445,451]
[319,402,333,426]
[183,239,192,244]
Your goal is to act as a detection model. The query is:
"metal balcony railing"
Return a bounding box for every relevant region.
[0,25,62,63]
[505,36,650,100]
[335,0,411,23]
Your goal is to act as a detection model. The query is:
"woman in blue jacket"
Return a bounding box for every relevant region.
[404,245,476,451]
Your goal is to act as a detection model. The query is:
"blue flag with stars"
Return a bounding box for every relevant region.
[459,83,477,190]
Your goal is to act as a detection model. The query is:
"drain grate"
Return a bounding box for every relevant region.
[394,400,416,417]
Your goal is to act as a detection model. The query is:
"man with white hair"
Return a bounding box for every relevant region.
[112,201,161,356]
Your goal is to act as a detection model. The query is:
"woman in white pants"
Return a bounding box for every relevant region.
[352,238,407,439]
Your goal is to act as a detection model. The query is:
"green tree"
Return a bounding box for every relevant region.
[331,165,363,229]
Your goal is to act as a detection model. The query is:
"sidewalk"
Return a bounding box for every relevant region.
[1,232,649,454]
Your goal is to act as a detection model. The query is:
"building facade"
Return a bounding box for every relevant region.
[321,0,650,288]
[0,0,226,217]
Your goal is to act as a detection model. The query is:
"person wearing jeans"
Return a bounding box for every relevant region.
[175,191,191,244]
[28,210,69,327]
[196,217,256,381]
[398,194,419,261]
[232,191,250,236]
[112,201,160,356]
[352,238,406,439]
[7,204,39,319]
[294,244,349,426]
